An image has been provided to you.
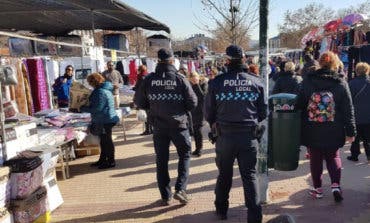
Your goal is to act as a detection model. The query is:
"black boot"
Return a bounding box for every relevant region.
[98,160,116,169]
[192,149,202,157]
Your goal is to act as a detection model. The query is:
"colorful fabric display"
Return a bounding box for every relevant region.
[26,59,51,113]
[22,61,34,116]
[4,156,43,200]
[11,186,49,223]
[13,60,29,115]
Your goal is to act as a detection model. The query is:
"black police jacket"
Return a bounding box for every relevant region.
[134,63,198,129]
[205,65,267,127]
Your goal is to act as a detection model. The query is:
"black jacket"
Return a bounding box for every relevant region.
[134,63,197,129]
[349,75,370,124]
[205,65,267,127]
[191,81,208,126]
[272,71,302,95]
[301,60,319,79]
[296,69,356,150]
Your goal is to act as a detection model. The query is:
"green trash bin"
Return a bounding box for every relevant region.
[270,93,301,171]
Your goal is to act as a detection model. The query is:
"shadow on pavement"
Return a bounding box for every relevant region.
[56,201,185,223]
[125,169,219,192]
[152,206,248,223]
[265,187,370,223]
[110,148,216,178]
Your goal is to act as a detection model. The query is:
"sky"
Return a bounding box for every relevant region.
[123,0,368,40]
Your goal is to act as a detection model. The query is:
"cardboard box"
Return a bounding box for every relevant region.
[28,146,60,180]
[43,177,63,212]
[11,186,49,223]
[69,82,91,110]
[75,146,100,157]
[1,122,39,162]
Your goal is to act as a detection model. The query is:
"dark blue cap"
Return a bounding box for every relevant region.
[226,45,243,59]
[157,48,173,61]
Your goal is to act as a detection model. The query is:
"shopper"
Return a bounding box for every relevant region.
[102,61,123,108]
[348,62,370,162]
[134,65,152,135]
[301,54,319,80]
[205,45,266,222]
[296,51,356,202]
[81,73,119,169]
[134,48,197,206]
[53,65,74,108]
[188,71,207,157]
[272,61,302,95]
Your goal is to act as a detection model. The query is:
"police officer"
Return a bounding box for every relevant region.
[205,45,267,222]
[134,48,197,206]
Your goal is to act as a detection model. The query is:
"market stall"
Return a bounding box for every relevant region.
[300,13,370,80]
[0,1,170,222]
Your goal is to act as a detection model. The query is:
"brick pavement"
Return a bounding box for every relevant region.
[52,116,370,223]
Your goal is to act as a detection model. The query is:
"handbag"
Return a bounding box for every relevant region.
[89,123,104,136]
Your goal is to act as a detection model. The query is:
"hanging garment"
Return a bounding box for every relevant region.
[174,58,180,70]
[13,60,28,115]
[122,59,130,75]
[45,59,59,85]
[26,59,51,113]
[2,86,10,101]
[187,61,192,74]
[43,59,55,108]
[129,59,138,85]
[146,59,157,73]
[320,38,328,55]
[22,61,33,115]
[354,29,366,46]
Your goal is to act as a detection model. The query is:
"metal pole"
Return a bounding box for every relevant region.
[258,0,269,203]
[135,27,141,65]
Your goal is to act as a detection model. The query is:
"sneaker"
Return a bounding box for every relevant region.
[173,190,189,204]
[347,156,359,162]
[331,184,343,202]
[309,187,323,199]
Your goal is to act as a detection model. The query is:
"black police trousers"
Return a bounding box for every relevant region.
[215,128,262,223]
[153,128,191,200]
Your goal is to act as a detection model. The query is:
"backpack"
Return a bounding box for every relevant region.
[307,91,335,122]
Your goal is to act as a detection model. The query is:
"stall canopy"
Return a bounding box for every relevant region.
[0,0,170,35]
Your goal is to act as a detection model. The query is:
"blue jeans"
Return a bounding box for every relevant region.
[215,128,262,223]
[153,128,191,200]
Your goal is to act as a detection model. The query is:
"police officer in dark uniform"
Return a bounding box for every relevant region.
[205,45,267,222]
[134,49,197,206]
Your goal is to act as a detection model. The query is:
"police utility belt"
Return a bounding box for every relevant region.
[209,123,265,144]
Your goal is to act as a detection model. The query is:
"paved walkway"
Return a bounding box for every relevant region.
[52,116,370,223]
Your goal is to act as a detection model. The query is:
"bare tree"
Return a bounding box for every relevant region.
[337,0,370,18]
[278,3,335,48]
[195,0,259,50]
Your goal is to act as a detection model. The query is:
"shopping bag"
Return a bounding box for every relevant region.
[137,110,147,122]
[84,133,100,145]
